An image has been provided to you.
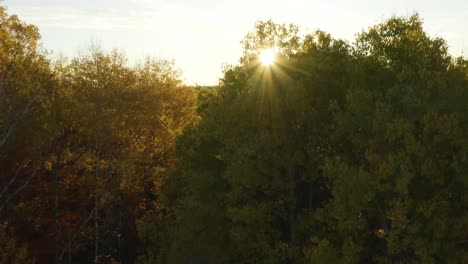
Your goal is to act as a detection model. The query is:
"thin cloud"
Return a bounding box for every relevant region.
[6,6,156,30]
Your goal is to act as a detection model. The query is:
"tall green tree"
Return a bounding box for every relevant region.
[163,15,467,264]
[309,15,468,263]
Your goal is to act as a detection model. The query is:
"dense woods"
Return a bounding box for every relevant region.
[1,4,468,264]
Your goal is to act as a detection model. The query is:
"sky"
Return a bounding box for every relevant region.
[4,0,468,85]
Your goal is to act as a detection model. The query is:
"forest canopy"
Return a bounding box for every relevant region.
[0,4,467,264]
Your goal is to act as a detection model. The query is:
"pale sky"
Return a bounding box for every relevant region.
[4,0,468,85]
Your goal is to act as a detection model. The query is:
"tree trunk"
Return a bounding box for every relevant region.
[94,142,100,264]
[54,167,60,264]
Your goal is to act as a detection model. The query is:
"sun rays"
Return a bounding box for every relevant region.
[248,47,295,90]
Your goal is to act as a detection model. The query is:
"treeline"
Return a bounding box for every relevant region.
[1,4,468,264]
[0,5,197,263]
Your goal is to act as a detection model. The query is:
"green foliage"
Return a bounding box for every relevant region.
[164,15,468,264]
[1,4,467,263]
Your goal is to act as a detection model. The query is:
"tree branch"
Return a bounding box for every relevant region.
[0,159,29,199]
[0,162,41,212]
[59,207,96,262]
[0,99,37,150]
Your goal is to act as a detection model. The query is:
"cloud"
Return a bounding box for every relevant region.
[7,2,244,33]
[7,6,157,30]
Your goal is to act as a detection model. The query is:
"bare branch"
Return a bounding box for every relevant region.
[0,159,29,199]
[0,99,37,150]
[59,207,96,261]
[0,162,41,212]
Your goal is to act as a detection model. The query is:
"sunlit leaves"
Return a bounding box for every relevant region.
[164,15,468,264]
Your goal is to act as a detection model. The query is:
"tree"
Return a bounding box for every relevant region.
[0,5,57,262]
[162,20,350,263]
[2,4,467,263]
[163,15,468,264]
[55,49,197,263]
[309,15,468,263]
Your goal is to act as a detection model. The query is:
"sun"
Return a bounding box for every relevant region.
[260,48,276,65]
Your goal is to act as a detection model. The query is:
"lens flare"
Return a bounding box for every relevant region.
[260,48,276,65]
